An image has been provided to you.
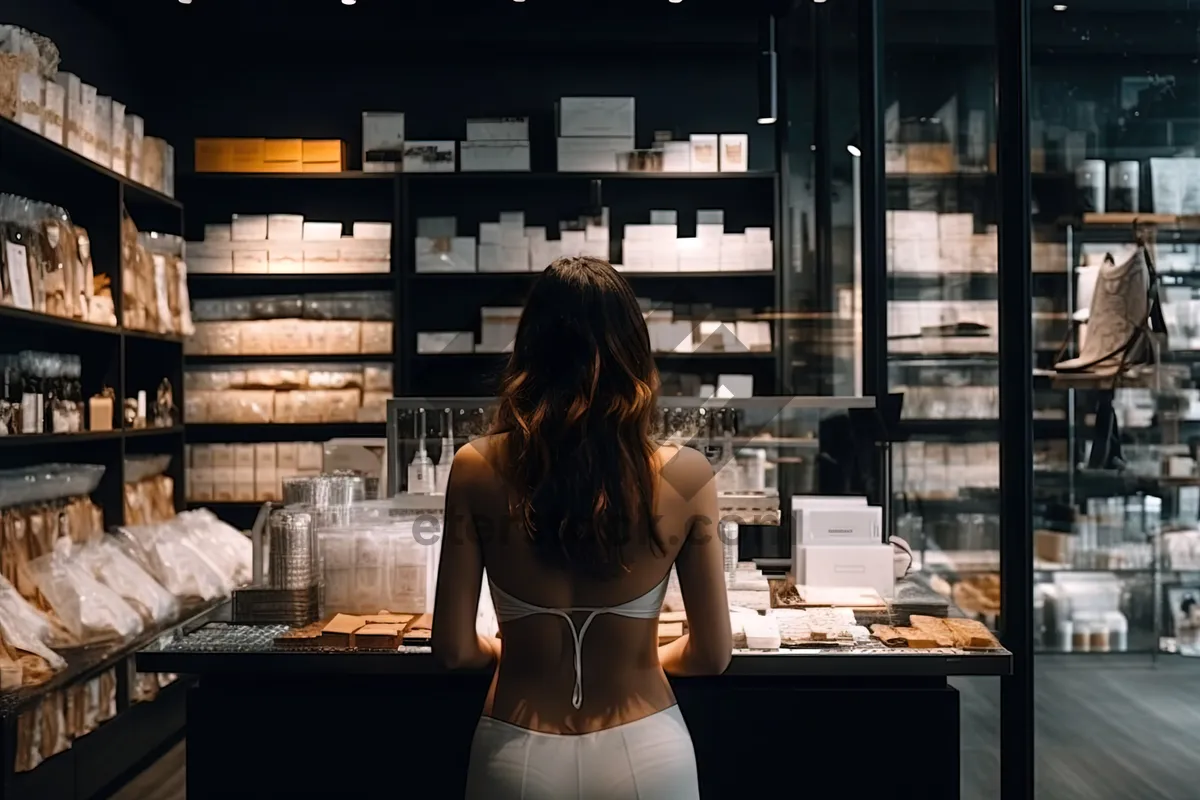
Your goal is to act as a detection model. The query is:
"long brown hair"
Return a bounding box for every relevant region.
[491,256,662,578]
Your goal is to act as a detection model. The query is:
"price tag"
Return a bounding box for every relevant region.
[5,241,32,310]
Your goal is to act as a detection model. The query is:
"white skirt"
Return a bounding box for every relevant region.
[464,705,700,800]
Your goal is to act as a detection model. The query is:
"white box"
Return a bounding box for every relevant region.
[363,111,405,172]
[938,213,974,240]
[17,73,43,134]
[892,210,939,241]
[303,241,340,273]
[125,114,144,183]
[719,134,749,172]
[716,374,754,397]
[662,141,691,172]
[232,214,269,242]
[43,80,65,145]
[269,247,305,274]
[233,249,269,274]
[353,222,392,240]
[531,239,561,268]
[499,211,525,230]
[79,83,97,161]
[185,241,232,260]
[93,96,112,168]
[417,332,475,354]
[304,221,343,241]
[650,210,678,226]
[795,506,882,545]
[795,544,894,598]
[187,256,234,274]
[203,224,231,242]
[403,141,456,172]
[460,141,530,171]
[479,223,501,245]
[267,214,304,241]
[415,236,476,273]
[561,229,588,255]
[690,134,719,172]
[110,100,126,175]
[557,137,636,172]
[54,73,82,153]
[559,97,635,138]
[467,117,530,141]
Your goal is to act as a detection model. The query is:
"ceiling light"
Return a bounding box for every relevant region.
[1053,3,1067,9]
[847,144,862,157]
[757,15,777,126]
[670,0,683,4]
[178,0,191,4]
[341,0,356,5]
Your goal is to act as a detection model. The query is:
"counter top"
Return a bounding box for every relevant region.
[136,622,1011,678]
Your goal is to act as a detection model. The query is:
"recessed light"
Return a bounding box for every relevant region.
[342,0,356,5]
[1053,3,1067,9]
[178,0,191,4]
[669,0,683,4]
[847,144,862,157]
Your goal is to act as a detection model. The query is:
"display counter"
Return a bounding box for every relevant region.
[137,622,1009,799]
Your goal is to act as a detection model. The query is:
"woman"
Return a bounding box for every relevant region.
[433,256,732,799]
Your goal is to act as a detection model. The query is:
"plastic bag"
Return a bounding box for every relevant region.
[26,538,144,643]
[114,518,231,601]
[0,573,66,677]
[177,509,252,587]
[75,539,178,626]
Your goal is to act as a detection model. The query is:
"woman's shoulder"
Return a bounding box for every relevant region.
[653,443,716,499]
[450,433,508,486]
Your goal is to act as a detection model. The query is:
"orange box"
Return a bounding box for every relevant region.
[194,138,235,172]
[265,138,303,163]
[261,160,303,173]
[231,137,266,172]
[303,161,343,173]
[302,139,345,168]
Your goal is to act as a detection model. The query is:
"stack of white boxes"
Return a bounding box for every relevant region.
[893,441,999,500]
[643,312,771,354]
[888,210,997,274]
[557,208,610,263]
[620,210,772,273]
[479,212,532,272]
[362,111,406,173]
[188,442,324,503]
[791,496,894,599]
[557,97,636,173]
[414,217,476,273]
[186,215,390,274]
[462,117,530,172]
[478,307,523,353]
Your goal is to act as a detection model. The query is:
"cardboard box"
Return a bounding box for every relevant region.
[233,467,256,501]
[231,138,266,172]
[265,138,303,164]
[254,443,277,469]
[232,214,269,241]
[277,443,299,470]
[303,222,343,241]
[302,139,345,170]
[461,141,530,172]
[233,249,269,274]
[353,222,391,240]
[321,613,364,648]
[233,444,256,468]
[559,97,635,138]
[255,467,278,502]
[195,138,235,172]
[269,246,305,274]
[360,321,393,354]
[210,444,234,468]
[302,161,343,173]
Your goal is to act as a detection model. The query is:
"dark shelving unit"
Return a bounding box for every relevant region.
[0,115,190,799]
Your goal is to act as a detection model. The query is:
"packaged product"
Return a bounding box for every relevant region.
[27,537,144,643]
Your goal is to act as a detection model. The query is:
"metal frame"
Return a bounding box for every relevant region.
[995,0,1035,798]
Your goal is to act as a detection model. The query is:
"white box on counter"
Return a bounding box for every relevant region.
[795,506,882,545]
[794,544,894,598]
[232,214,269,241]
[304,221,343,241]
[467,117,530,141]
[557,137,635,172]
[460,141,530,171]
[559,97,635,138]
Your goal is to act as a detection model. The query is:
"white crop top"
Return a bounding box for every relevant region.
[489,575,671,710]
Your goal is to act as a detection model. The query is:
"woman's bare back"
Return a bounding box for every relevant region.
[452,434,721,734]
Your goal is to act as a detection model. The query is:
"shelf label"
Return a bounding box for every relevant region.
[5,241,32,310]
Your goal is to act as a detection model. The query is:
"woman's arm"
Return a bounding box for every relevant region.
[432,445,503,670]
[658,452,733,676]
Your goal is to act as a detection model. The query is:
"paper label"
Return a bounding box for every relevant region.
[5,241,32,310]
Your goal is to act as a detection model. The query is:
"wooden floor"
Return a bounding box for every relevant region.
[108,658,1200,800]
